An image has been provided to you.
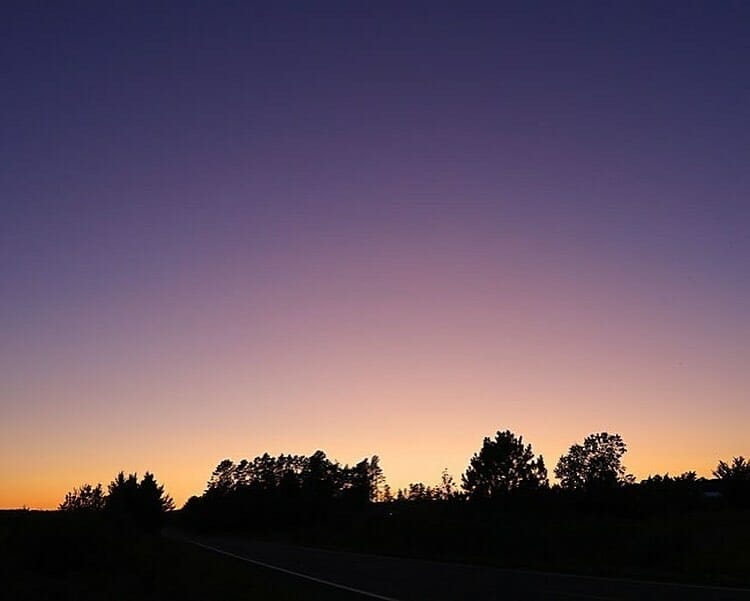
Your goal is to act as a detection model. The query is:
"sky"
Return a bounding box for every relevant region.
[1,1,749,509]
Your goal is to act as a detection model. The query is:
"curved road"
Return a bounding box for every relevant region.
[174,533,750,601]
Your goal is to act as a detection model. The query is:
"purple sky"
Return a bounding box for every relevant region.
[2,1,749,507]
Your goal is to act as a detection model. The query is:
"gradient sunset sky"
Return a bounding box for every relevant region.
[2,1,749,509]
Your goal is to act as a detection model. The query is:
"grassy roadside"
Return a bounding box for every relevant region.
[0,510,358,600]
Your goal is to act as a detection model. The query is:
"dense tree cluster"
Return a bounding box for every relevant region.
[59,471,173,531]
[389,431,748,511]
[203,451,384,503]
[182,451,384,530]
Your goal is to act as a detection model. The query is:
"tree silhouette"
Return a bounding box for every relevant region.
[713,456,750,481]
[403,482,436,501]
[674,470,699,483]
[714,456,750,507]
[382,483,393,502]
[301,450,338,502]
[206,459,235,496]
[59,483,105,512]
[139,471,175,512]
[367,455,386,502]
[437,468,458,500]
[105,471,173,530]
[106,472,139,515]
[554,432,631,491]
[462,430,548,499]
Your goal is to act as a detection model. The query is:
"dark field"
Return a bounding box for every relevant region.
[0,510,357,600]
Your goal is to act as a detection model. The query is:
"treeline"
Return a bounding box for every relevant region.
[394,431,749,510]
[56,430,750,585]
[181,451,384,530]
[61,429,749,534]
[178,430,749,533]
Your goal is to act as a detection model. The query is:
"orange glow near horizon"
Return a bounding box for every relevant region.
[1,421,742,510]
[2,248,747,508]
[0,276,748,508]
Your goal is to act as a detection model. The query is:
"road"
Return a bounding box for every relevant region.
[174,533,750,601]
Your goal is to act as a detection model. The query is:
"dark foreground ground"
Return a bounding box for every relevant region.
[182,494,750,587]
[183,502,750,587]
[173,532,750,601]
[0,510,355,600]
[4,510,750,600]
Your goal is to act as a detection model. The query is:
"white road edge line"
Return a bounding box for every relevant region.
[182,538,404,601]
[536,590,619,601]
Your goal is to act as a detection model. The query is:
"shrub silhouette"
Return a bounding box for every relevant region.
[59,483,105,512]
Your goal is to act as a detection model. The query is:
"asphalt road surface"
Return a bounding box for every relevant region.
[175,533,750,601]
